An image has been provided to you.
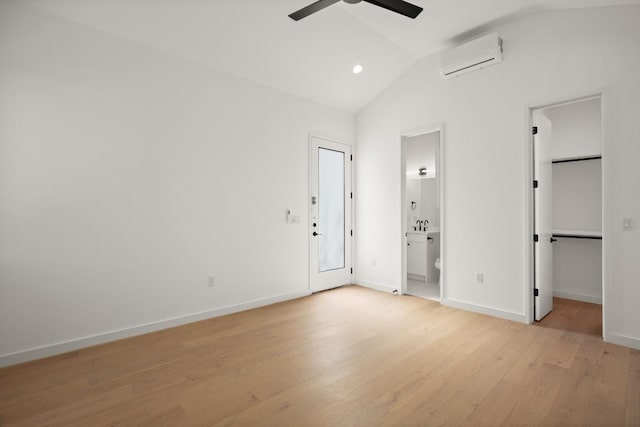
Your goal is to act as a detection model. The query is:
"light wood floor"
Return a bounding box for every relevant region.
[0,286,638,426]
[536,297,603,337]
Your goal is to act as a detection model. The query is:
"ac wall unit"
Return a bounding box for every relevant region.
[440,33,503,78]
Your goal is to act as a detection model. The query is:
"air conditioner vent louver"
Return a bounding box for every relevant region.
[440,33,503,78]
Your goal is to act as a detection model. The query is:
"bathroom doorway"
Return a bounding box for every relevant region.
[530,96,603,337]
[400,128,443,301]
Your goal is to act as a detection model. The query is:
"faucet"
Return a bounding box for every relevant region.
[416,220,423,231]
[423,219,429,229]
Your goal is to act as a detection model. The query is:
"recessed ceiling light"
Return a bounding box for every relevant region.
[352,64,364,74]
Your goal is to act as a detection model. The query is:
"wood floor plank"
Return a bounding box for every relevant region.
[202,300,452,425]
[538,335,604,426]
[6,385,136,427]
[407,323,535,426]
[461,380,525,427]
[381,320,523,425]
[501,362,569,426]
[0,286,635,427]
[626,349,640,427]
[593,342,631,407]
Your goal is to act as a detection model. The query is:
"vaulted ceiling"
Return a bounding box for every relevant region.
[25,0,640,113]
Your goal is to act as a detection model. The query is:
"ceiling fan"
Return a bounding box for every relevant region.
[289,0,423,21]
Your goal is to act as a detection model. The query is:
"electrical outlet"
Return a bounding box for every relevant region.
[475,273,484,284]
[207,276,215,287]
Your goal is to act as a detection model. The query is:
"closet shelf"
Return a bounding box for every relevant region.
[552,229,602,240]
[552,155,601,164]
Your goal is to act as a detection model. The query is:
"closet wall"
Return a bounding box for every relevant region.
[547,98,603,304]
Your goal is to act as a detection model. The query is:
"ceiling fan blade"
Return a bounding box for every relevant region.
[289,0,341,21]
[363,0,423,18]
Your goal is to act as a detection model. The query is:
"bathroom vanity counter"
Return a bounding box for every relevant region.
[407,226,440,235]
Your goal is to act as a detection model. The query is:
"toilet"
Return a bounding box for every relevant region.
[434,257,441,287]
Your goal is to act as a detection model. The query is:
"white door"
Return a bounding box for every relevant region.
[310,136,352,292]
[534,112,554,321]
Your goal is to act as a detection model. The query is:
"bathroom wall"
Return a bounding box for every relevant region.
[406,133,439,227]
[406,178,438,228]
[406,179,421,226]
[406,133,439,176]
[420,179,439,226]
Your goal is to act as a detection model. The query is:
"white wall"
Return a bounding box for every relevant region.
[0,4,353,365]
[406,132,439,175]
[548,100,603,303]
[420,179,439,227]
[553,239,602,303]
[552,160,603,303]
[553,160,602,231]
[406,178,438,229]
[406,133,439,227]
[406,179,421,226]
[546,98,602,160]
[355,5,640,348]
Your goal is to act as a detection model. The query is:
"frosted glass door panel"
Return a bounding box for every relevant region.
[318,148,345,272]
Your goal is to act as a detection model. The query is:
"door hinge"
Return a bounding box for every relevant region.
[350,192,353,199]
[350,267,353,274]
[350,154,353,161]
[350,229,353,236]
[533,180,538,188]
[534,288,539,297]
[534,234,539,242]
[532,126,538,135]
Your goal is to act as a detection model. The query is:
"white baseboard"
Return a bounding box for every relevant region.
[607,333,640,350]
[407,273,425,282]
[441,298,528,323]
[553,290,602,304]
[355,280,399,295]
[0,290,311,368]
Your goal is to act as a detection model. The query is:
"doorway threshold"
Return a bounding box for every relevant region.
[407,279,440,301]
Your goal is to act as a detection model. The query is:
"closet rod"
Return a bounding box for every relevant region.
[552,155,601,164]
[552,234,602,240]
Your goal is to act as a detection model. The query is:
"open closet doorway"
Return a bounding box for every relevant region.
[531,96,603,337]
[400,129,443,301]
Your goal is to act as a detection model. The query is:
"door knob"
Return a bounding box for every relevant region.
[550,237,558,243]
[313,232,323,236]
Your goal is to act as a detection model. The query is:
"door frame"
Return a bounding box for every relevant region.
[308,133,354,292]
[525,93,605,335]
[399,124,445,298]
